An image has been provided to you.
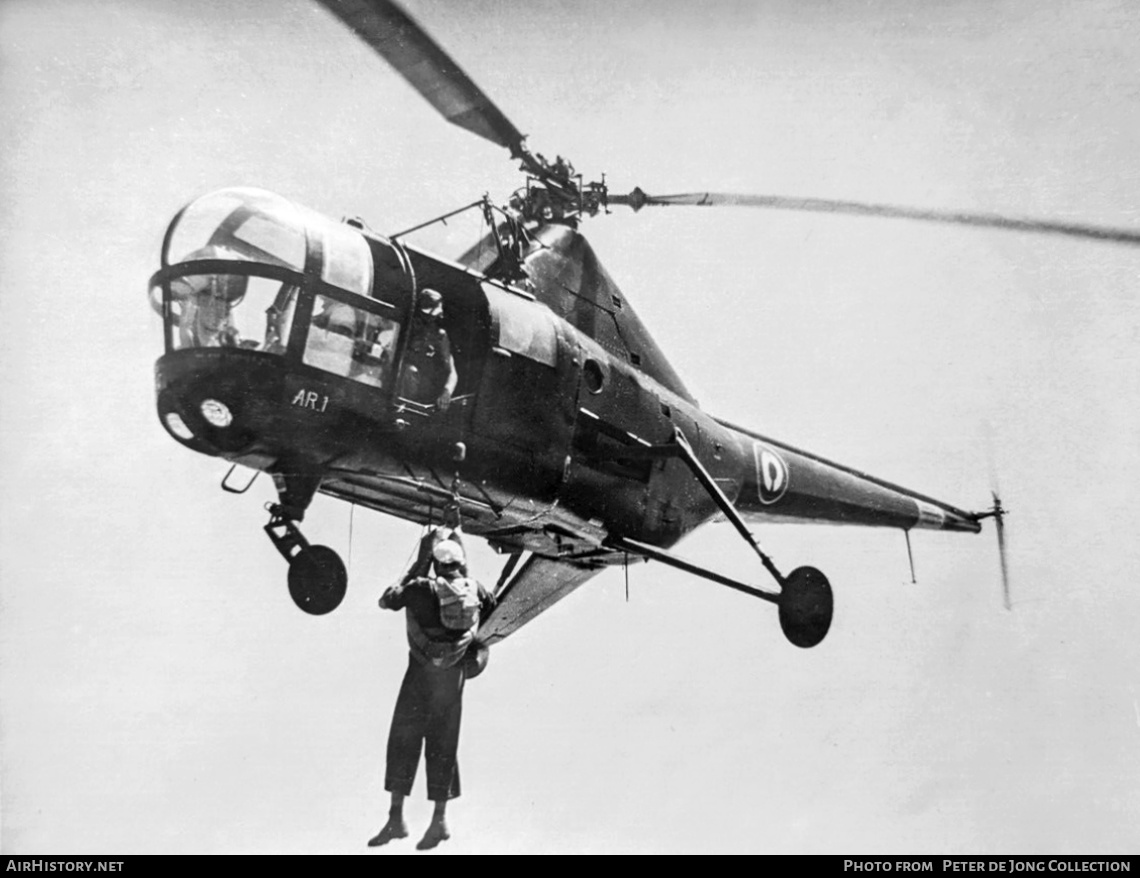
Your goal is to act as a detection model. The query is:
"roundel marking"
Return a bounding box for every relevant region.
[753,442,789,505]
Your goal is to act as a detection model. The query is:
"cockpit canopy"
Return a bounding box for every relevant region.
[150,187,415,391]
[166,188,309,272]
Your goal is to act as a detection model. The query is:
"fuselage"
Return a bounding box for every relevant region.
[150,188,978,573]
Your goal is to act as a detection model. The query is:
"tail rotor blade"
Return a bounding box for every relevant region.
[991,491,1011,611]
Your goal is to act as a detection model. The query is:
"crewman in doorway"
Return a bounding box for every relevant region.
[370,536,495,850]
[401,289,458,412]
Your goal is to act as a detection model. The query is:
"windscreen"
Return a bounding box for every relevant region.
[157,274,299,354]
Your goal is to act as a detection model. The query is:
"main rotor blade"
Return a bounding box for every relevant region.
[318,0,527,157]
[610,189,1140,247]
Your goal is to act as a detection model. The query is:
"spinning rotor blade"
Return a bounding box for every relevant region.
[318,0,527,157]
[610,189,1140,246]
[992,491,1011,611]
[983,431,1012,611]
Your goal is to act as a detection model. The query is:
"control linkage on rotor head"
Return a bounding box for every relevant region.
[512,141,609,226]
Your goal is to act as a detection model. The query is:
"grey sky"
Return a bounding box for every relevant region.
[1,0,1138,854]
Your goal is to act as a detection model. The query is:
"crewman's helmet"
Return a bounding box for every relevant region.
[432,540,465,568]
[418,289,444,318]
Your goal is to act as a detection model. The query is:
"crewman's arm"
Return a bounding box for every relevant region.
[436,334,459,411]
[477,581,497,616]
[400,526,463,584]
[401,531,437,584]
[378,582,405,610]
[381,576,435,611]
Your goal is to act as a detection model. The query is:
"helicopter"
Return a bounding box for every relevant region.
[147,0,1139,658]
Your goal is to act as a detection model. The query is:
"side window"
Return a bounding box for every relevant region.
[303,293,400,390]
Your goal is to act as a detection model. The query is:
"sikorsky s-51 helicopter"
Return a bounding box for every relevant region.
[148,0,1140,657]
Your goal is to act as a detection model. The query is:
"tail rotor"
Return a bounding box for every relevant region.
[981,424,1012,610]
[990,491,1011,610]
[973,489,1011,610]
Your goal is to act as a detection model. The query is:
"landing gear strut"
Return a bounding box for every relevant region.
[608,428,835,648]
[264,508,347,615]
[263,470,347,615]
[670,429,834,648]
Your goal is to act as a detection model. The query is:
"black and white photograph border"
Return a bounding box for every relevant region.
[2,0,1139,855]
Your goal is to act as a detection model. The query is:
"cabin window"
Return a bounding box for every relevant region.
[167,274,299,354]
[303,293,400,390]
[319,222,374,297]
[583,359,605,393]
[484,285,558,366]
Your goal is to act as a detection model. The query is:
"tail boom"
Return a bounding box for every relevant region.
[717,419,981,534]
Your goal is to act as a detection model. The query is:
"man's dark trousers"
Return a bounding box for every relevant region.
[385,655,464,800]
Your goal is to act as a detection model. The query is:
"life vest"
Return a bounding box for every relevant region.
[434,575,481,632]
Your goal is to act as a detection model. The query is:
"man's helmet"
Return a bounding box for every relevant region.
[417,289,444,318]
[431,540,465,567]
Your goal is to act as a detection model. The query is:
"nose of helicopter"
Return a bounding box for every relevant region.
[155,344,406,470]
[156,349,284,457]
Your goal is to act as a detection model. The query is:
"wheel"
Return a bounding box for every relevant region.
[287,545,347,615]
[778,566,833,648]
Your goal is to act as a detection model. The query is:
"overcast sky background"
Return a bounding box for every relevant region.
[2,0,1139,855]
